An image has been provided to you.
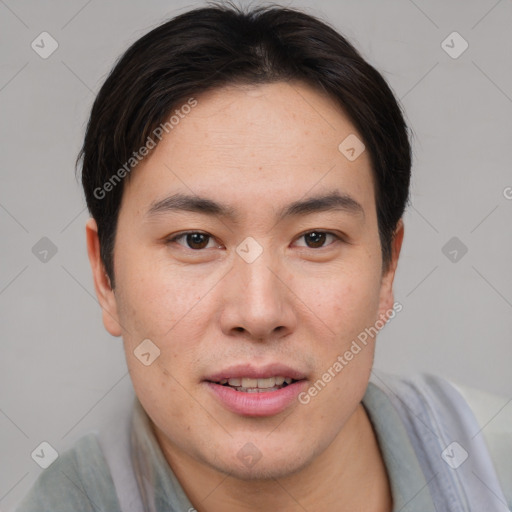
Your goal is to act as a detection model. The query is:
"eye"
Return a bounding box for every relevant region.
[294,230,342,249]
[165,231,217,250]
[165,230,343,251]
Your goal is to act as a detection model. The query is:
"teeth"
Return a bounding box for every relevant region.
[243,387,280,393]
[241,378,258,388]
[222,376,294,389]
[257,377,275,389]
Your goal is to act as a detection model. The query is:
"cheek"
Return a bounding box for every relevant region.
[302,275,379,424]
[114,249,211,404]
[115,245,206,340]
[317,265,382,345]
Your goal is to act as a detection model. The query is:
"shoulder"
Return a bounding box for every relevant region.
[14,432,122,512]
[370,371,512,509]
[447,377,512,509]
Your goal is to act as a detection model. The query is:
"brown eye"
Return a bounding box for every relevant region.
[166,232,215,250]
[295,231,340,249]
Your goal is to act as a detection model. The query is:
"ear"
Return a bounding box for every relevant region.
[377,219,404,323]
[85,217,123,337]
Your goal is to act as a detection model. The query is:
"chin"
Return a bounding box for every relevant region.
[207,444,316,482]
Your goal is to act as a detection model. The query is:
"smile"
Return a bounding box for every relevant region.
[216,376,297,392]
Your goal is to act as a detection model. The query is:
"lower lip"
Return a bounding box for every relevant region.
[205,381,308,417]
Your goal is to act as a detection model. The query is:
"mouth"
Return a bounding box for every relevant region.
[204,364,308,416]
[208,376,300,393]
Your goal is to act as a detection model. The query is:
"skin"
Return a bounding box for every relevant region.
[86,80,404,511]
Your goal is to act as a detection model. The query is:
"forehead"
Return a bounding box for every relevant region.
[121,80,375,218]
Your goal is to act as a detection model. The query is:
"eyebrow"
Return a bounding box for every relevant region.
[145,190,365,223]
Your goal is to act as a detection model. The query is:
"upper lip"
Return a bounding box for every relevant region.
[205,363,307,382]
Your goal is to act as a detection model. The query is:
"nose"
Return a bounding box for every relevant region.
[219,244,297,342]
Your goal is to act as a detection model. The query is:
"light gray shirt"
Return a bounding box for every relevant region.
[14,372,512,511]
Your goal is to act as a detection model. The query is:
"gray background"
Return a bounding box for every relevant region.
[1,0,511,509]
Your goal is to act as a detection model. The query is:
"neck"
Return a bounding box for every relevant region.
[154,403,393,512]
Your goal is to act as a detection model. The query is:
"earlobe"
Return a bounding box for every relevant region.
[85,218,123,337]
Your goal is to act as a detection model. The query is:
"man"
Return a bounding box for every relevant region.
[15,2,511,511]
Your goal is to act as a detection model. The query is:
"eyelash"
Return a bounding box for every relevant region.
[165,230,344,251]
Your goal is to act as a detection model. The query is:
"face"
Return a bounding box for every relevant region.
[87,80,403,481]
